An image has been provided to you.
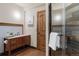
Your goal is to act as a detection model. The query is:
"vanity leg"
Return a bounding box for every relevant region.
[8,42,11,56]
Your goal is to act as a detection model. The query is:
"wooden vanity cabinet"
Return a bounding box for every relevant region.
[4,35,31,55]
[10,38,17,50]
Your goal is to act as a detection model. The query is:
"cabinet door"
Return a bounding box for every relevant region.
[10,38,17,50]
[22,37,25,46]
[17,37,23,47]
[26,36,31,45]
[23,36,30,46]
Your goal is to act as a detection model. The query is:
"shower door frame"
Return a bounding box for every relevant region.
[49,3,66,56]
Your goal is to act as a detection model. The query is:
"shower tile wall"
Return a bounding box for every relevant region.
[65,3,79,56]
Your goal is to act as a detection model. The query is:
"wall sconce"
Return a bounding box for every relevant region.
[13,11,21,20]
[54,14,61,21]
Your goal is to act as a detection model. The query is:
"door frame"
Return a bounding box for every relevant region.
[37,10,46,50]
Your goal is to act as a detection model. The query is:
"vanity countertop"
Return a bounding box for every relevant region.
[5,34,30,39]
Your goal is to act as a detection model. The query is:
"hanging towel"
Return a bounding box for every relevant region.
[4,40,8,44]
[49,32,60,51]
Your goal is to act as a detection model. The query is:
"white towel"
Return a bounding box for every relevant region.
[49,32,60,51]
[4,40,8,44]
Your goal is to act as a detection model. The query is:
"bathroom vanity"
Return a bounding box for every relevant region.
[4,35,31,55]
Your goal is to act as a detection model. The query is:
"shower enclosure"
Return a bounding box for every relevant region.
[65,3,79,56]
[49,3,79,56]
[49,3,65,56]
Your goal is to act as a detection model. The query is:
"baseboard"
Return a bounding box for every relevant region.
[29,46,37,49]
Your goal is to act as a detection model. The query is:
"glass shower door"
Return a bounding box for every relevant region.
[65,3,79,56]
[49,3,65,56]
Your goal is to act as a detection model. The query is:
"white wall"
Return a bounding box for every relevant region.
[24,9,37,47]
[24,5,45,47]
[0,4,25,53]
[0,3,24,24]
[46,4,49,56]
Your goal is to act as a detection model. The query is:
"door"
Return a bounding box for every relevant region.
[37,11,46,52]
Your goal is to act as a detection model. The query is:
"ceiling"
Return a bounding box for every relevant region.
[52,3,72,10]
[16,3,71,11]
[16,3,45,10]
